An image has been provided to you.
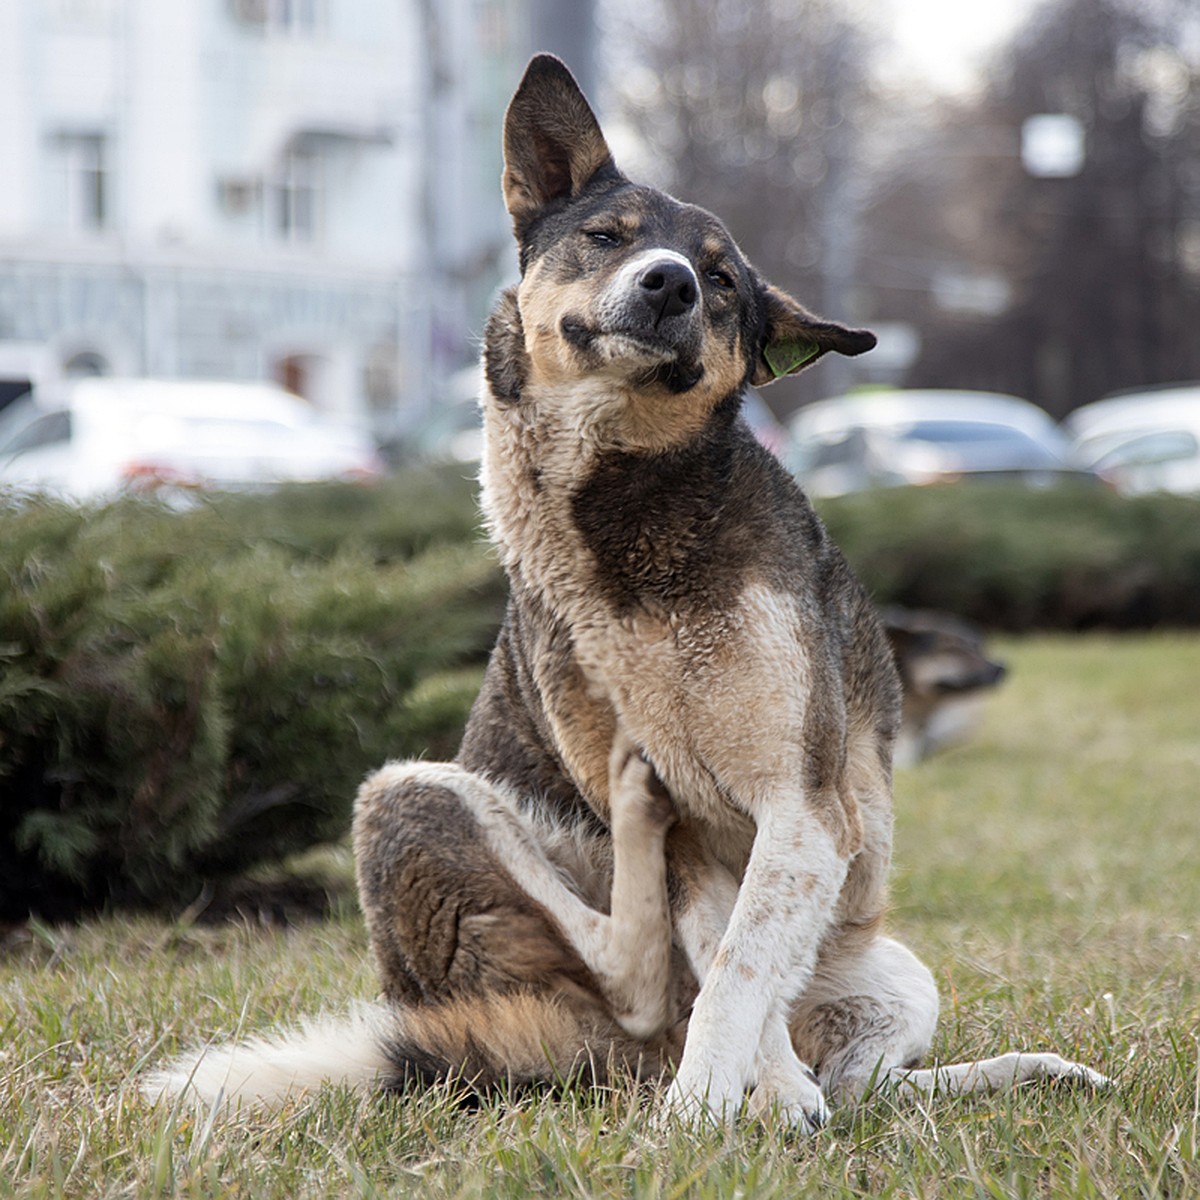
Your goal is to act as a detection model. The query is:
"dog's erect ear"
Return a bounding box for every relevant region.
[751,282,877,386]
[502,54,620,234]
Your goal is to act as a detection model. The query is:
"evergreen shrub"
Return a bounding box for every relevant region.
[0,472,503,919]
[818,483,1200,630]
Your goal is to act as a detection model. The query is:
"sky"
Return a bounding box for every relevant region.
[881,0,1040,94]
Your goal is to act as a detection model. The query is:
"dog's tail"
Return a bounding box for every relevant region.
[143,1001,396,1110]
[144,992,673,1111]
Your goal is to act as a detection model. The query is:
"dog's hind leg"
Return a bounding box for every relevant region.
[789,934,1109,1108]
[599,731,679,1037]
[353,762,604,1012]
[789,934,940,1106]
[889,1051,1111,1098]
[148,744,681,1112]
[357,732,677,1041]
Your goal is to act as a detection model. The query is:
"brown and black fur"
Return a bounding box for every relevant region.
[147,54,1106,1121]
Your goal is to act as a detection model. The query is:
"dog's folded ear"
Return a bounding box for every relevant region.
[751,282,877,386]
[503,54,622,235]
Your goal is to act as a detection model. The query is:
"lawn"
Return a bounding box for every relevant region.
[2,634,1198,1198]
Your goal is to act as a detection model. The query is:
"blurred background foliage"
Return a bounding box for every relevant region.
[818,484,1200,630]
[0,471,503,920]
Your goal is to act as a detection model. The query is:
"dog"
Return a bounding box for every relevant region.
[147,54,1106,1127]
[883,607,1008,766]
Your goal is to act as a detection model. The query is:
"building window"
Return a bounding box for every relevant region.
[63,350,111,377]
[229,0,325,34]
[217,178,261,217]
[274,353,324,403]
[275,0,322,32]
[273,149,322,244]
[364,343,399,414]
[47,133,109,232]
[50,0,115,27]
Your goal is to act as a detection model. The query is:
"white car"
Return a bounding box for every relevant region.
[0,377,383,499]
[1064,386,1200,495]
[786,389,1082,497]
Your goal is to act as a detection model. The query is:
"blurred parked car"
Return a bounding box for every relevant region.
[0,378,383,498]
[1064,385,1200,495]
[786,389,1083,497]
[380,365,483,467]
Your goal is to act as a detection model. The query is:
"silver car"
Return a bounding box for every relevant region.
[786,389,1081,497]
[1065,385,1200,495]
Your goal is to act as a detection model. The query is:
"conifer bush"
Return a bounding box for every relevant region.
[0,475,503,920]
[817,483,1200,630]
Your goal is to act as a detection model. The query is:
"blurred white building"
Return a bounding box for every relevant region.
[0,0,531,431]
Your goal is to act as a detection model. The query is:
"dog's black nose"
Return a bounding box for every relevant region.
[638,260,698,320]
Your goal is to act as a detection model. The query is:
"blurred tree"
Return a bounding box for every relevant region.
[866,0,1200,416]
[605,0,878,410]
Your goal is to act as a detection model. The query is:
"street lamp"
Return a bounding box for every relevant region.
[1021,114,1086,178]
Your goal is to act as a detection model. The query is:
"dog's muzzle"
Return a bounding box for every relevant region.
[560,250,706,390]
[588,249,704,359]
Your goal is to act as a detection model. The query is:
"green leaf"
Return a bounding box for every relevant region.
[764,337,820,377]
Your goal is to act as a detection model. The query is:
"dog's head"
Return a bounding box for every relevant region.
[883,608,1008,700]
[485,55,875,452]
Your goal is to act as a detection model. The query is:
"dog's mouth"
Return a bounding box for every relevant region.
[934,662,1007,694]
[561,317,669,359]
[560,317,705,393]
[638,359,705,393]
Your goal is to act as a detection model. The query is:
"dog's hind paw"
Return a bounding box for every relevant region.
[894,1051,1112,1098]
[1020,1054,1111,1090]
[969,1051,1112,1093]
[608,730,676,833]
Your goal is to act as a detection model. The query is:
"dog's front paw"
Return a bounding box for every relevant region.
[660,1065,744,1127]
[661,1062,829,1134]
[747,1061,829,1135]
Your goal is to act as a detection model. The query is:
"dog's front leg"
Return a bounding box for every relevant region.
[664,802,847,1128]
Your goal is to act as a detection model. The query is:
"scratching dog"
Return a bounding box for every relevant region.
[147,55,1106,1127]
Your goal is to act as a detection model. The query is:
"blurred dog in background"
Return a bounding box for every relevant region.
[883,607,1007,766]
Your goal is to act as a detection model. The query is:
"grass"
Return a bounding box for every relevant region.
[2,633,1199,1198]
